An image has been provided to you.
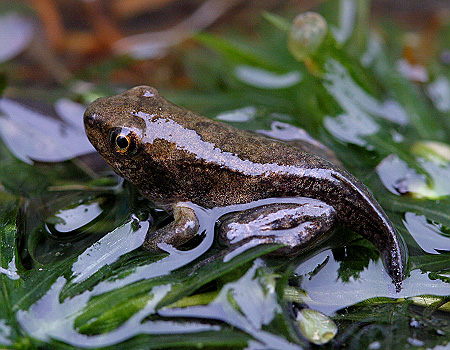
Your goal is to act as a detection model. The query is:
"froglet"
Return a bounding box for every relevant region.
[84,86,407,290]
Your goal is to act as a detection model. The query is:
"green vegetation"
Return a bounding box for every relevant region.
[1,0,450,348]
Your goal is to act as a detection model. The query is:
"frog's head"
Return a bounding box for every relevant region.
[83,86,165,182]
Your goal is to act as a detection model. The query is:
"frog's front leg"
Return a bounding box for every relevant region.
[143,203,199,252]
[218,200,336,255]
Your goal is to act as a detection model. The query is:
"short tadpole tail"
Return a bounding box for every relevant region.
[328,171,408,291]
[376,223,408,292]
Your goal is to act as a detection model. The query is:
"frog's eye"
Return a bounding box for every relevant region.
[110,128,140,155]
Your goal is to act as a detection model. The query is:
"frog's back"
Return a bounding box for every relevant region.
[153,96,335,173]
[88,86,368,202]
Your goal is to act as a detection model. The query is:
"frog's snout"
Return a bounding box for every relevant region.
[84,111,96,127]
[83,106,102,130]
[83,106,107,138]
[83,106,108,152]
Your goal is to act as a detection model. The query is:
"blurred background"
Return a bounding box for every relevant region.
[4,0,450,92]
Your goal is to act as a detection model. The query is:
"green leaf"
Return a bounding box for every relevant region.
[334,300,450,349]
[263,12,290,32]
[195,33,286,72]
[380,195,450,229]
[75,244,282,334]
[0,193,28,346]
[410,253,450,273]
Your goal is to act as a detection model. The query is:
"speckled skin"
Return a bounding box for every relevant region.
[84,86,407,290]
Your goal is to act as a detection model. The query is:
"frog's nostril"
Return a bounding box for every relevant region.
[84,113,96,126]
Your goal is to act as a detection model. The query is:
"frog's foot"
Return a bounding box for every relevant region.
[143,203,199,252]
[218,200,336,255]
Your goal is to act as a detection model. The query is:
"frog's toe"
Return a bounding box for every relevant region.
[143,203,199,252]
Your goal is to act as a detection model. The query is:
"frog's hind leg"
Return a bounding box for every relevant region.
[143,203,199,252]
[218,200,336,255]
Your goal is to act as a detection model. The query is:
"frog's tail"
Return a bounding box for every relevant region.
[363,210,407,293]
[331,171,408,292]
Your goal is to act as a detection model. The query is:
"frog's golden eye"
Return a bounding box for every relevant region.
[110,128,140,155]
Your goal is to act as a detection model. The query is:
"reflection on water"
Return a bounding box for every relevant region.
[160,259,302,350]
[16,198,220,347]
[70,219,148,284]
[403,213,450,255]
[0,98,94,164]
[13,187,450,349]
[295,250,450,315]
[25,191,130,265]
[377,154,450,198]
[17,277,213,348]
[51,201,104,234]
[323,59,408,147]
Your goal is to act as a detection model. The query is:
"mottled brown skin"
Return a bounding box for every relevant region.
[84,86,407,290]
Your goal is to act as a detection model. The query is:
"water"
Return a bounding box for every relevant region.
[2,1,450,347]
[2,94,450,348]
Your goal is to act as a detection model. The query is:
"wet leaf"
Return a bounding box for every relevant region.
[0,98,94,164]
[334,300,450,350]
[4,1,450,349]
[74,244,282,336]
[0,193,22,348]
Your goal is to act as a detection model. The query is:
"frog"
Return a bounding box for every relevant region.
[84,86,407,290]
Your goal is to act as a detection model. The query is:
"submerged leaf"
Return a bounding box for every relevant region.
[403,213,450,255]
[0,193,25,346]
[0,98,94,164]
[5,1,450,349]
[335,300,450,349]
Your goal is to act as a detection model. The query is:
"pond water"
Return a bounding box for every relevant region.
[1,101,449,349]
[1,2,450,349]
